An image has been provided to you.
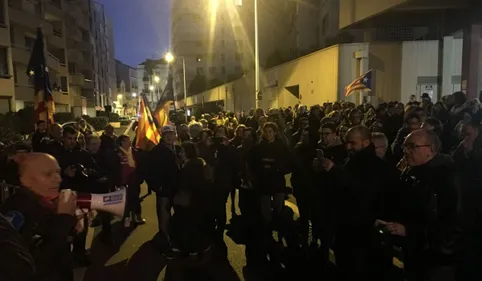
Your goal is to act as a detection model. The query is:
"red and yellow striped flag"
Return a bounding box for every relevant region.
[135,95,160,150]
[153,100,172,128]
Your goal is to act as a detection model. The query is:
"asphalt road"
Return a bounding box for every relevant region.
[74,183,299,281]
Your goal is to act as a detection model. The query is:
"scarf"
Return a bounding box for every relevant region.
[120,147,136,168]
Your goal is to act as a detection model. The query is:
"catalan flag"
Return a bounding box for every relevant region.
[135,94,161,150]
[27,28,54,124]
[345,70,372,97]
[153,100,172,128]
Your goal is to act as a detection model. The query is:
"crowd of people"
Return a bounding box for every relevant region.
[0,90,481,281]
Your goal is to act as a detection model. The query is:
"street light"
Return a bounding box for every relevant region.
[165,52,174,63]
[165,52,187,119]
[153,76,161,100]
[117,94,122,99]
[149,85,154,91]
[132,92,137,97]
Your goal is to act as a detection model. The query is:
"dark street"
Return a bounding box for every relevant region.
[74,184,299,281]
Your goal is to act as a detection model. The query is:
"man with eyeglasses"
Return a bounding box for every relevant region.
[390,129,459,281]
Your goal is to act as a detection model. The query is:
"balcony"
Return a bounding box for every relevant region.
[67,26,82,42]
[12,45,31,65]
[69,73,85,86]
[45,0,64,21]
[46,53,61,72]
[82,80,94,90]
[78,17,90,31]
[80,60,92,71]
[67,49,84,64]
[48,33,65,48]
[9,7,42,30]
[53,90,70,105]
[73,95,86,107]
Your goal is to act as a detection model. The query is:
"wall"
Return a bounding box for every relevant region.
[337,43,370,102]
[186,45,343,112]
[263,45,340,108]
[442,36,463,97]
[185,73,255,114]
[369,42,402,103]
[401,41,439,103]
[183,40,465,111]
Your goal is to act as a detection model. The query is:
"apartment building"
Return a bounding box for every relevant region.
[115,59,138,115]
[136,58,169,108]
[0,0,115,116]
[91,2,116,114]
[171,0,246,99]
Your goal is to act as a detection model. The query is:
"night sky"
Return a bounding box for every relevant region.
[96,0,171,67]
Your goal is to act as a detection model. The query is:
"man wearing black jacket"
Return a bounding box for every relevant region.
[0,153,78,281]
[148,125,182,256]
[321,125,402,281]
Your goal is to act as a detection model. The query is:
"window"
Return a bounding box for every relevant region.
[221,66,226,74]
[221,53,225,61]
[68,63,76,73]
[25,36,35,50]
[220,40,225,47]
[0,47,9,77]
[0,0,5,25]
[60,77,68,92]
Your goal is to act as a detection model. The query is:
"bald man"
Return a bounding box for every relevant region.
[320,125,402,281]
[0,153,78,281]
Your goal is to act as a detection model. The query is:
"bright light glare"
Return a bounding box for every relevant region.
[132,92,137,97]
[154,76,160,83]
[149,85,154,91]
[117,94,122,99]
[165,52,174,63]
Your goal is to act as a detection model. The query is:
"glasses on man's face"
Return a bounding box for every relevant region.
[403,143,431,151]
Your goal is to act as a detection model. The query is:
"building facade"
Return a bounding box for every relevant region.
[171,0,246,100]
[90,1,116,114]
[115,60,138,116]
[136,58,169,108]
[1,0,116,116]
[338,0,482,100]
